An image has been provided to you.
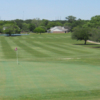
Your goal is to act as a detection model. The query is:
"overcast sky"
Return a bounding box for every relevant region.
[0,0,100,20]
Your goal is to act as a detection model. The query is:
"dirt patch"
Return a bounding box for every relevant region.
[87,40,100,44]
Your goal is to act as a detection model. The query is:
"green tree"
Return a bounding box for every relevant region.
[82,15,100,29]
[55,22,62,26]
[64,22,72,32]
[25,19,32,24]
[47,22,56,29]
[29,23,36,32]
[65,16,76,23]
[0,21,4,26]
[0,26,3,33]
[3,24,20,36]
[22,23,29,32]
[72,27,91,45]
[40,19,49,26]
[39,26,47,32]
[65,16,86,31]
[32,18,41,27]
[90,15,100,28]
[34,27,45,34]
[89,28,100,42]
[14,19,24,29]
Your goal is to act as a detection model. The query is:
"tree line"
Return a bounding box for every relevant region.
[0,15,100,43]
[72,15,100,44]
[0,16,88,35]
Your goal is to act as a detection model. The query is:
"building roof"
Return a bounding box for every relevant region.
[50,26,68,32]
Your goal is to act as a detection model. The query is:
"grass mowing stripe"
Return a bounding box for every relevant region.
[47,42,85,55]
[67,65,100,90]
[1,62,100,100]
[0,39,5,59]
[28,34,95,55]
[25,37,73,56]
[11,66,21,96]
[21,36,72,56]
[11,38,49,57]
[0,37,16,59]
[27,35,97,58]
[19,40,54,57]
[51,43,100,58]
[15,63,41,96]
[61,42,99,53]
[5,37,34,60]
[0,62,6,96]
[24,39,60,57]
[58,42,100,57]
[33,90,100,100]
[45,64,87,91]
[48,42,92,54]
[33,41,73,56]
[0,34,100,100]
[20,63,44,95]
[3,62,15,96]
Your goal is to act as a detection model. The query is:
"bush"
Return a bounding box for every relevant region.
[34,27,45,34]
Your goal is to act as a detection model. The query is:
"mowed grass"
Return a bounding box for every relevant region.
[0,33,100,100]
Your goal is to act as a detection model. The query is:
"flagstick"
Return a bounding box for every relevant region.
[16,50,19,64]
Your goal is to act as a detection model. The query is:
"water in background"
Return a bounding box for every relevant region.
[0,34,29,36]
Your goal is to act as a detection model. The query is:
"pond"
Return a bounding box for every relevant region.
[0,34,29,36]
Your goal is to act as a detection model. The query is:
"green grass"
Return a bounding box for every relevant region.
[0,33,100,100]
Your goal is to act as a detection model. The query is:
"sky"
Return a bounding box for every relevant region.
[0,0,100,21]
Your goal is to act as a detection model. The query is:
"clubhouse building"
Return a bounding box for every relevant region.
[48,26,69,33]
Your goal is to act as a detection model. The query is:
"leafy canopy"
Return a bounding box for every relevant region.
[72,27,91,44]
[34,27,45,34]
[3,24,20,35]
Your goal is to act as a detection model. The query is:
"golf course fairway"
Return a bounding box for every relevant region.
[0,33,100,100]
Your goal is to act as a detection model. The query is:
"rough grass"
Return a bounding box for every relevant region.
[0,33,100,100]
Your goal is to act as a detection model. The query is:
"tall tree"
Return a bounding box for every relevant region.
[82,15,100,28]
[90,15,100,28]
[72,27,91,45]
[65,16,76,23]
[47,22,56,29]
[29,23,36,32]
[40,19,49,26]
[32,18,41,27]
[3,24,20,36]
[14,19,24,29]
[0,26,3,33]
[22,23,29,32]
[55,22,62,26]
[89,28,100,42]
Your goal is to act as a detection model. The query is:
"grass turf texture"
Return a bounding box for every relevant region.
[0,33,100,100]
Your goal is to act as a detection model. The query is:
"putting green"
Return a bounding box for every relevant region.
[0,61,100,100]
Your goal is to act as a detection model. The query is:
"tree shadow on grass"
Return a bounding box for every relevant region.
[92,47,100,48]
[73,44,100,48]
[73,44,99,45]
